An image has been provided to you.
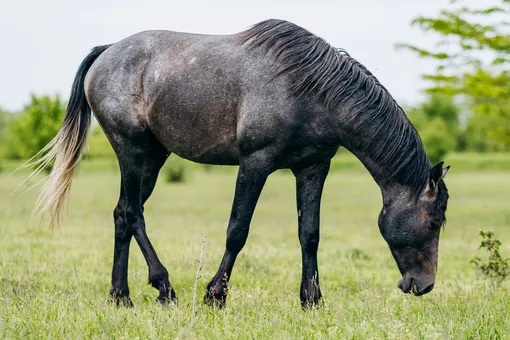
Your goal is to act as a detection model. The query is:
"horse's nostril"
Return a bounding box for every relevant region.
[416,283,434,296]
[397,277,414,293]
[397,278,404,290]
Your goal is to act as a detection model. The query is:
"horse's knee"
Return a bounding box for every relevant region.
[113,204,124,224]
[124,205,144,225]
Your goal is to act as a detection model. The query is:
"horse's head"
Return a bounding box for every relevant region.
[379,162,450,296]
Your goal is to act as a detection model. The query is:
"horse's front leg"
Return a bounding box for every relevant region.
[204,156,272,308]
[292,161,330,308]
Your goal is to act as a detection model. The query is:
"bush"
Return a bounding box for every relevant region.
[407,94,459,163]
[420,118,457,164]
[4,94,65,161]
[457,115,509,152]
[471,230,510,284]
[0,107,11,138]
[163,156,188,183]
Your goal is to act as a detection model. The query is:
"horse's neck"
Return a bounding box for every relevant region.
[347,147,391,187]
[333,108,429,195]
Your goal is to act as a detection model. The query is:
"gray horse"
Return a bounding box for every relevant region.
[28,19,449,308]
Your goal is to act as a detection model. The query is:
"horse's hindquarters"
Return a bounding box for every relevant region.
[85,31,244,165]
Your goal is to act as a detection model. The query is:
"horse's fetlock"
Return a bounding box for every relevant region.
[204,280,228,308]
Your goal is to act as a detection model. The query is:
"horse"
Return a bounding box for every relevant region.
[27,19,450,308]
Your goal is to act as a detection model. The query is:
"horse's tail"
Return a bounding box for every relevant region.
[22,44,111,229]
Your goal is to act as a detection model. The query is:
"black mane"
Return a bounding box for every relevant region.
[239,19,431,195]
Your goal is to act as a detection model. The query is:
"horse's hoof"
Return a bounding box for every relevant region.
[203,287,227,308]
[156,295,177,307]
[109,294,134,308]
[301,296,323,310]
[156,297,171,307]
[156,287,178,306]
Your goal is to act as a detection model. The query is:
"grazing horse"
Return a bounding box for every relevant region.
[28,19,450,308]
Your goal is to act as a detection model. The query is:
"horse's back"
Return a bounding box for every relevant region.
[85,30,249,164]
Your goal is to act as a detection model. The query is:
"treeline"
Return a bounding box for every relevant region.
[397,0,510,162]
[407,93,509,163]
[0,95,113,161]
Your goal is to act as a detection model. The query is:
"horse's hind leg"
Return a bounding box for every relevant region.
[110,183,133,306]
[109,128,175,305]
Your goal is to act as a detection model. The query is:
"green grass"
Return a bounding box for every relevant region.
[0,167,509,339]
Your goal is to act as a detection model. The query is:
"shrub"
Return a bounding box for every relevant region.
[406,94,459,163]
[163,156,187,183]
[471,230,510,284]
[420,118,457,164]
[4,94,65,161]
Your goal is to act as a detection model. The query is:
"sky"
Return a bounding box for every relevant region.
[0,0,492,111]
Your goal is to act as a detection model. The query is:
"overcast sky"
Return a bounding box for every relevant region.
[0,0,493,111]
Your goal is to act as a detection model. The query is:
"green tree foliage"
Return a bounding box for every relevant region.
[4,95,65,160]
[0,108,10,170]
[420,118,457,164]
[0,108,11,153]
[421,93,459,132]
[458,114,507,151]
[408,94,458,163]
[396,0,510,146]
[0,107,10,133]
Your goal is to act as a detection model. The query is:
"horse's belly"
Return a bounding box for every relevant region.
[147,103,240,166]
[166,131,240,166]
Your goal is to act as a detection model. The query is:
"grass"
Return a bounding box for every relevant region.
[0,164,509,339]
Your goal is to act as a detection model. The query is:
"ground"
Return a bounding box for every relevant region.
[0,163,509,339]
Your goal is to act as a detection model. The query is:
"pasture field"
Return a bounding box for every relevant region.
[0,163,509,339]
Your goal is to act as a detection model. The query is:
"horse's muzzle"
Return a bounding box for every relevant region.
[398,275,435,296]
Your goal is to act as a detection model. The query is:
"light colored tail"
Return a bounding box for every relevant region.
[21,45,110,229]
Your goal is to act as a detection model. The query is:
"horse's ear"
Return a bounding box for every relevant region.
[429,162,450,191]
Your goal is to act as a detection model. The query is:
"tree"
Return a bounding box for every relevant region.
[420,117,457,164]
[0,107,10,133]
[0,108,10,143]
[421,93,459,133]
[0,107,12,161]
[4,95,65,160]
[396,0,510,146]
[407,94,459,162]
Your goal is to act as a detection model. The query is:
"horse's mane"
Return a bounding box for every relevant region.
[239,19,430,195]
